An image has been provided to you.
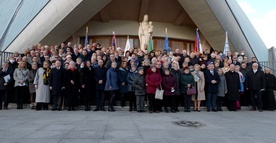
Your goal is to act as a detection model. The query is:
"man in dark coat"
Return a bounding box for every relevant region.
[245,63,266,112]
[0,62,14,109]
[94,59,107,111]
[204,63,220,112]
[225,64,241,111]
[49,61,65,111]
[263,68,276,111]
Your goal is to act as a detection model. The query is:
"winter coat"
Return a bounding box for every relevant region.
[49,67,65,96]
[180,72,195,94]
[204,70,220,93]
[146,69,162,94]
[192,71,205,101]
[245,70,266,91]
[105,68,119,91]
[0,67,14,91]
[118,68,128,94]
[133,73,146,96]
[13,68,29,87]
[64,69,80,93]
[94,66,107,90]
[217,74,227,97]
[170,69,181,95]
[265,73,276,90]
[127,70,137,92]
[225,71,240,101]
[28,69,37,93]
[34,68,50,103]
[162,74,176,96]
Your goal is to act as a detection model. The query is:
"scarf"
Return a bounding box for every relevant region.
[43,68,51,85]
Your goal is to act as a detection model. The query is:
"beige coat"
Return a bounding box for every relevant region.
[191,71,205,101]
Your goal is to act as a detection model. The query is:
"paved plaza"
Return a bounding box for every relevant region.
[0,107,275,143]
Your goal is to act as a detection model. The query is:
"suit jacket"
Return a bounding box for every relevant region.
[49,67,65,95]
[245,70,265,90]
[204,70,220,93]
[0,67,14,90]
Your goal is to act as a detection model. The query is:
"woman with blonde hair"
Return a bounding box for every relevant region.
[191,64,205,112]
[13,61,29,109]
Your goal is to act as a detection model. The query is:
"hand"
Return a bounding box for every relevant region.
[70,80,74,84]
[61,86,65,90]
[50,86,52,90]
[187,84,191,88]
[260,89,265,92]
[109,86,112,90]
[35,85,38,89]
[225,90,228,94]
[146,84,148,86]
[246,88,249,90]
[211,80,217,84]
[2,68,5,72]
[82,84,85,88]
[20,80,24,84]
[99,80,103,84]
[4,83,8,86]
[122,82,125,86]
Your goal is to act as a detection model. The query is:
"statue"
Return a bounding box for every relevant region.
[138,14,153,53]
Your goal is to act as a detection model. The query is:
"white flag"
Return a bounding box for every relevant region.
[124,36,131,56]
[223,31,230,55]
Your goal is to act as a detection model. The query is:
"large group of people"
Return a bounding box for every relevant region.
[0,42,276,113]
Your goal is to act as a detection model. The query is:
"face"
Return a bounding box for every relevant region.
[111,62,117,69]
[156,62,161,69]
[139,69,144,75]
[55,61,61,67]
[208,64,214,71]
[217,69,223,75]
[194,66,200,71]
[229,64,235,71]
[265,68,270,74]
[184,69,190,74]
[69,63,75,69]
[252,64,258,70]
[151,67,156,72]
[98,60,103,66]
[20,62,26,68]
[43,62,49,68]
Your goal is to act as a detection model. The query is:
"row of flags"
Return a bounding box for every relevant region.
[85,26,230,55]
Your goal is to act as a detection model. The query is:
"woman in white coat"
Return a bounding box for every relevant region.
[34,61,51,110]
[191,64,205,112]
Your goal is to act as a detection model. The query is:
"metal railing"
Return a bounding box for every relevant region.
[259,61,276,75]
[0,51,13,67]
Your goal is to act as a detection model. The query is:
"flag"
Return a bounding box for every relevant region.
[223,31,230,55]
[148,36,153,53]
[194,28,203,54]
[84,26,88,47]
[124,36,131,56]
[112,31,117,49]
[163,28,170,53]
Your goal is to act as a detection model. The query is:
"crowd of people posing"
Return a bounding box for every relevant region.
[0,42,276,113]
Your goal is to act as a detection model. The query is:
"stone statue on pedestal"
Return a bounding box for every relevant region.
[138,14,153,53]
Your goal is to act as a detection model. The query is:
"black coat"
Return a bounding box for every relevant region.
[225,71,240,101]
[265,73,276,90]
[118,68,128,94]
[204,70,220,93]
[49,67,65,96]
[127,70,137,92]
[0,67,14,90]
[94,66,107,90]
[170,69,181,95]
[133,74,146,96]
[80,67,95,89]
[245,70,266,90]
[64,69,80,93]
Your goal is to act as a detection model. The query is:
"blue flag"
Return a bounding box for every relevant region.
[163,36,170,53]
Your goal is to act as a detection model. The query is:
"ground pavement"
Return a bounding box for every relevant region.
[0,107,275,143]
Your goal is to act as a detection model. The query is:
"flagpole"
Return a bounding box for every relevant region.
[85,26,88,47]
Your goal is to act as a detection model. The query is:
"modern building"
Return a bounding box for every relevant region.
[0,0,268,61]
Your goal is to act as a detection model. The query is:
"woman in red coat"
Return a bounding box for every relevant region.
[162,69,177,113]
[146,65,162,113]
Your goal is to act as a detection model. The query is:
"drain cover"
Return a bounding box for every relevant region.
[173,120,206,128]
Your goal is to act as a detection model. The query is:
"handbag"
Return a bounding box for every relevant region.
[186,87,196,96]
[155,85,164,100]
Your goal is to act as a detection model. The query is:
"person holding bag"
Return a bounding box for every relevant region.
[146,65,162,113]
[13,61,29,109]
[162,69,177,113]
[180,67,195,112]
[191,64,205,112]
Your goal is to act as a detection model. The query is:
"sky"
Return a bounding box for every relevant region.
[237,0,276,48]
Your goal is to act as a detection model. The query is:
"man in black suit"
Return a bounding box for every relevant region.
[245,63,266,112]
[94,59,107,111]
[49,60,65,111]
[204,63,220,112]
[0,62,14,110]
